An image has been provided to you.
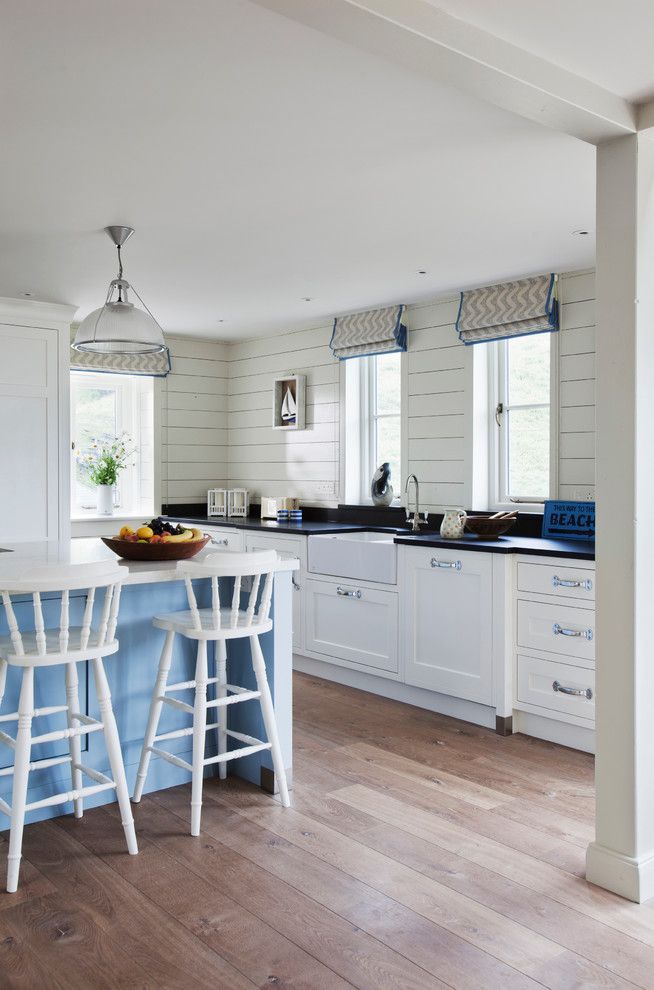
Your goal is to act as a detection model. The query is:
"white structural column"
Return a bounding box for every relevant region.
[588,131,654,902]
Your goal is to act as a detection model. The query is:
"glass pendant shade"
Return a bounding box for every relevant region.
[74,300,166,354]
[72,226,167,355]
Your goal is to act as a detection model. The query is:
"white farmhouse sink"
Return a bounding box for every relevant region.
[307,531,397,585]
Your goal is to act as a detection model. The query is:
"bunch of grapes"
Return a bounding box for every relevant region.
[148,517,187,537]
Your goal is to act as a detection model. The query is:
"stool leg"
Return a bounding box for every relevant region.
[65,662,84,819]
[92,658,138,856]
[191,639,208,836]
[7,667,34,892]
[249,635,290,808]
[133,630,175,803]
[215,640,228,780]
[0,658,8,709]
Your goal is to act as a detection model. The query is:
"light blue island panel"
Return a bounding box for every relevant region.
[0,568,293,826]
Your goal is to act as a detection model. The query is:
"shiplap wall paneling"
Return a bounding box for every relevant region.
[227,323,339,505]
[405,297,471,512]
[161,335,229,505]
[557,271,596,499]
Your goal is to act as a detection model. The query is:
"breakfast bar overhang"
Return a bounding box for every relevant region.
[0,540,296,825]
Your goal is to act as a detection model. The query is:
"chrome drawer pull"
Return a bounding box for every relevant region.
[552,576,593,591]
[292,577,301,591]
[552,680,593,701]
[431,559,462,571]
[336,586,362,599]
[552,622,593,641]
[211,537,229,546]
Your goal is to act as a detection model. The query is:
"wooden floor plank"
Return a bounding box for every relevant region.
[0,670,650,989]
[27,818,258,990]
[151,783,542,989]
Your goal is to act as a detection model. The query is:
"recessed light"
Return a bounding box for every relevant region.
[417,270,427,275]
[23,291,33,297]
[301,297,312,302]
[572,229,590,236]
[217,319,225,323]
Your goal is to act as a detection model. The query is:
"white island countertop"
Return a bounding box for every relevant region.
[0,538,298,587]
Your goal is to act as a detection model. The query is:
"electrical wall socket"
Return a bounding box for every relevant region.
[571,487,595,502]
[316,481,337,496]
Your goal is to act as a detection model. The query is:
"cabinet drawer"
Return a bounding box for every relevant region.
[517,655,595,721]
[204,527,245,552]
[305,577,398,673]
[517,600,595,663]
[517,561,595,601]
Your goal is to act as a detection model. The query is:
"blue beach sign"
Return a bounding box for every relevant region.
[542,501,595,541]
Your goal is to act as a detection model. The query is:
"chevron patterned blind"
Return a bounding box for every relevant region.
[456,274,558,345]
[330,304,407,360]
[70,330,171,376]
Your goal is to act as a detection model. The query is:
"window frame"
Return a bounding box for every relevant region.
[487,333,559,513]
[70,370,156,520]
[339,352,405,505]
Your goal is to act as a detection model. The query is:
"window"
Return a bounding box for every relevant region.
[70,371,155,518]
[342,352,402,503]
[490,334,554,507]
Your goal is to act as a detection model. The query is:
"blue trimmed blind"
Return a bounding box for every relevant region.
[70,330,170,376]
[456,274,558,345]
[330,304,407,360]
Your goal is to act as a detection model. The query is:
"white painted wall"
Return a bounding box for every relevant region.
[217,269,596,512]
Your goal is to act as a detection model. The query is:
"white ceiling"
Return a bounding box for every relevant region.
[1,0,595,338]
[429,0,654,103]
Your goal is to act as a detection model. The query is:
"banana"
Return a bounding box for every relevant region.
[190,527,206,542]
[166,529,194,543]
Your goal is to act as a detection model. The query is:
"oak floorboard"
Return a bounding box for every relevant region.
[152,782,543,989]
[30,818,257,990]
[131,792,454,990]
[57,803,355,990]
[202,776,654,989]
[0,669,651,989]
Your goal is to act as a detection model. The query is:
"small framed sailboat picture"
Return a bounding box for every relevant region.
[272,374,306,430]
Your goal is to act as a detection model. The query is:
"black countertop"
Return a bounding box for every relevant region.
[165,514,595,560]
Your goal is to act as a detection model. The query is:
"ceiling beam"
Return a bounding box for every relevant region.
[254,0,636,145]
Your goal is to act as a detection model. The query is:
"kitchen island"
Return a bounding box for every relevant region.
[0,539,296,825]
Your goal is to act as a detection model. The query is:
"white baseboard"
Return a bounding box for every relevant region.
[586,841,654,903]
[293,654,496,729]
[513,710,595,753]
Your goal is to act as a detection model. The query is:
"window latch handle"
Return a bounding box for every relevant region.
[495,402,503,428]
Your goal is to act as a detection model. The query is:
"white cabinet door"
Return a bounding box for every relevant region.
[0,325,60,541]
[204,525,245,552]
[402,547,493,704]
[305,577,398,675]
[245,532,304,652]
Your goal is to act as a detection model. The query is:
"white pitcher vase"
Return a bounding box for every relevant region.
[96,484,114,516]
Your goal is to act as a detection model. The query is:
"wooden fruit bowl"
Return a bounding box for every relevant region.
[464,515,517,540]
[101,535,211,561]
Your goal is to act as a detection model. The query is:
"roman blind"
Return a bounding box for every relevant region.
[70,330,170,376]
[456,274,558,345]
[330,304,407,360]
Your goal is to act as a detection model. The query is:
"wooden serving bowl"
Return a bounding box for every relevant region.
[464,515,517,540]
[101,535,211,561]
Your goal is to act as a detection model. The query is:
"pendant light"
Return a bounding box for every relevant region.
[72,225,167,355]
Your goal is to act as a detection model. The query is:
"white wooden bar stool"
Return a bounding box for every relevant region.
[0,561,138,891]
[133,550,290,834]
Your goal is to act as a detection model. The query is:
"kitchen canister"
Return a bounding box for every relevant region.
[277,509,289,522]
[289,509,303,522]
[440,508,467,539]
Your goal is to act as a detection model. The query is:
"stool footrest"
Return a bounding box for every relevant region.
[148,746,192,773]
[204,740,271,766]
[165,677,220,693]
[0,754,72,778]
[206,689,261,709]
[30,718,104,746]
[0,762,117,818]
[160,696,194,715]
[154,720,221,744]
[0,704,68,724]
